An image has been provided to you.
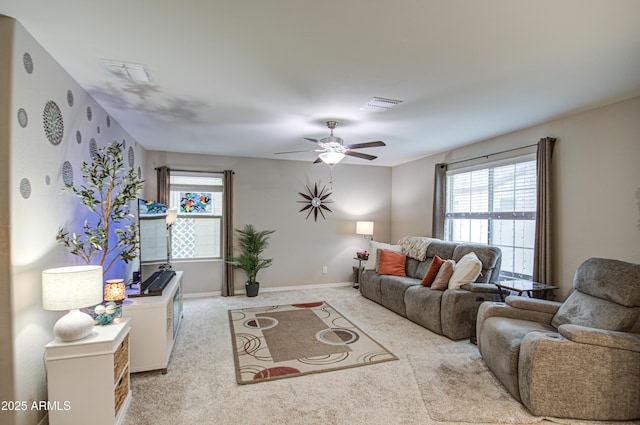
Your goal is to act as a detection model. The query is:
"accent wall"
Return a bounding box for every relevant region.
[1,16,146,425]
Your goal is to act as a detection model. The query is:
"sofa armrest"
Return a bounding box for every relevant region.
[558,324,640,352]
[505,296,562,315]
[460,282,502,294]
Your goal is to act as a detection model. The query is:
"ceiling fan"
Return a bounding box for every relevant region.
[275,120,386,165]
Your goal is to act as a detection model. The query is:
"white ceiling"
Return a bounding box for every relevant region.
[2,0,640,166]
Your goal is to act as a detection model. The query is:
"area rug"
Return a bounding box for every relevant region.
[409,344,639,425]
[228,301,397,384]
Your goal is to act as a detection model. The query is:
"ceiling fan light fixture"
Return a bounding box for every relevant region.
[361,97,403,112]
[319,151,345,165]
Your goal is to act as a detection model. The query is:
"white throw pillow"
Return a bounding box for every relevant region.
[364,241,402,270]
[448,252,482,289]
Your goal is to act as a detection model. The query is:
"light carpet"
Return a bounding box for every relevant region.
[228,301,398,384]
[409,343,640,425]
[123,287,636,425]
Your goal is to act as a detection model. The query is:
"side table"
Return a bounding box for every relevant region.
[45,317,131,425]
[352,257,367,289]
[495,279,557,302]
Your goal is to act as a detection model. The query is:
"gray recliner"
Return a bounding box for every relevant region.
[476,257,640,421]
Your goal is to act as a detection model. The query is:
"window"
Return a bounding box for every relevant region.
[169,171,223,260]
[445,156,536,279]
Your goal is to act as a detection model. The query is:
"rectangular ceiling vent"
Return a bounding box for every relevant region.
[361,97,403,112]
[101,59,153,83]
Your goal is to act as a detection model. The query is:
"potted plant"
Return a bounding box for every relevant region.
[56,141,144,278]
[227,224,275,297]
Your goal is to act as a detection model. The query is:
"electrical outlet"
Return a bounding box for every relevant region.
[322,266,328,274]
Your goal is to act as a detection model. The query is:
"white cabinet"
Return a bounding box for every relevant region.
[122,271,183,373]
[45,318,131,425]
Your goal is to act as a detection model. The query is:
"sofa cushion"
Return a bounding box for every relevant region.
[425,239,458,260]
[378,250,407,277]
[573,257,640,308]
[364,241,402,270]
[448,252,482,289]
[421,255,444,286]
[405,285,444,334]
[380,276,416,317]
[551,290,640,332]
[431,260,455,290]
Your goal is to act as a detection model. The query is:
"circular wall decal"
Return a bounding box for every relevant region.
[97,126,100,134]
[45,175,51,185]
[89,138,98,159]
[106,116,111,127]
[62,161,74,186]
[86,106,92,121]
[19,178,31,199]
[76,130,82,144]
[23,53,33,74]
[67,90,74,107]
[17,108,28,128]
[43,101,64,146]
[138,166,142,178]
[122,139,127,149]
[128,146,135,168]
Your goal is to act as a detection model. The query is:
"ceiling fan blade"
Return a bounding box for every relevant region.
[345,151,377,161]
[304,137,321,144]
[346,141,386,149]
[274,149,314,154]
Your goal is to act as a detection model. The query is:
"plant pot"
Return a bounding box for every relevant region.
[245,282,260,297]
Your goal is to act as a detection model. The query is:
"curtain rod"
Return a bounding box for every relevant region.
[446,143,538,166]
[154,167,233,174]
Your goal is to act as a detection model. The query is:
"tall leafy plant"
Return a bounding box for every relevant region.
[56,141,144,276]
[227,224,275,284]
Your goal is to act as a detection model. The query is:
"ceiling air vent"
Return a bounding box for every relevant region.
[101,60,153,83]
[361,97,403,112]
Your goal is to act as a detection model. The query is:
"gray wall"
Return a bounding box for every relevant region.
[392,96,640,299]
[144,151,392,295]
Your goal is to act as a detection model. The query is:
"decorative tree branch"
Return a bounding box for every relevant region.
[56,142,144,276]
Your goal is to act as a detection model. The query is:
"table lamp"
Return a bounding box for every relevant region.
[356,221,374,241]
[104,279,126,304]
[42,265,103,342]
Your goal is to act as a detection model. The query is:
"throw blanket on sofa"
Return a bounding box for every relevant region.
[398,236,436,261]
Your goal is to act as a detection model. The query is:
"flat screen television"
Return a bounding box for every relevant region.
[134,198,172,296]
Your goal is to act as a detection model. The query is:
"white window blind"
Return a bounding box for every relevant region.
[445,155,537,279]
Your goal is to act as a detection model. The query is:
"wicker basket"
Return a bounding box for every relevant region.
[114,366,129,416]
[114,334,129,383]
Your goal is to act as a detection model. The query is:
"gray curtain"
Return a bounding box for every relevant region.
[156,166,170,205]
[533,138,556,284]
[222,170,234,297]
[432,163,447,239]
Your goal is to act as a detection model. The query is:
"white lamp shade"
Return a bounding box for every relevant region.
[42,265,103,311]
[318,151,345,165]
[356,221,374,236]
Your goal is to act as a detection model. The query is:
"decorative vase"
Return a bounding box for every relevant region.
[245,282,260,297]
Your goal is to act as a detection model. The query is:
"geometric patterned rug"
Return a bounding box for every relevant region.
[228,301,398,384]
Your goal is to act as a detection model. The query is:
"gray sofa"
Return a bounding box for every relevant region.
[360,239,502,340]
[477,257,640,420]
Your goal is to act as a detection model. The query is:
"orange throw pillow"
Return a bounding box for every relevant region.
[378,249,407,277]
[420,255,445,286]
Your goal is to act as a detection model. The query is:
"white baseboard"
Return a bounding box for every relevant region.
[182,282,355,298]
[251,281,354,293]
[183,291,221,299]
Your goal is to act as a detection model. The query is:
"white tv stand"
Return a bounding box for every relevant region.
[122,271,183,373]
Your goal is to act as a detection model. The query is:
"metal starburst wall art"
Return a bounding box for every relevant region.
[297,182,334,221]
